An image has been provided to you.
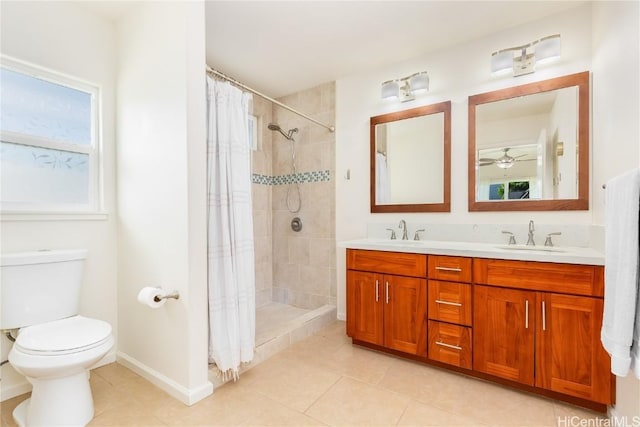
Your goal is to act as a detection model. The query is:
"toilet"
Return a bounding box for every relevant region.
[1,249,114,427]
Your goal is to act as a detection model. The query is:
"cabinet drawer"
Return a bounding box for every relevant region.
[428,321,472,369]
[428,255,472,282]
[428,280,472,326]
[347,249,427,277]
[473,258,604,297]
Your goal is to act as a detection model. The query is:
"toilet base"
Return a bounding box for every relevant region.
[13,371,95,426]
[13,399,27,427]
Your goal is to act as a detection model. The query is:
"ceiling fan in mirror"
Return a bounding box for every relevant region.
[478,147,535,169]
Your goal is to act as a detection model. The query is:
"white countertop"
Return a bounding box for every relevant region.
[338,239,604,266]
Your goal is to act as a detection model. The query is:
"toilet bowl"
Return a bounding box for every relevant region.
[9,316,114,427]
[1,249,114,427]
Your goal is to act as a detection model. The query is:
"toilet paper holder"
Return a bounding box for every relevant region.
[153,290,180,302]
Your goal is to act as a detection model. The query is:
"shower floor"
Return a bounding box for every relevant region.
[209,302,336,387]
[256,302,312,345]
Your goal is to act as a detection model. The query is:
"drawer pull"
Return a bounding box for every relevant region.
[525,300,529,329]
[435,266,463,272]
[542,300,546,331]
[435,341,462,351]
[435,299,462,307]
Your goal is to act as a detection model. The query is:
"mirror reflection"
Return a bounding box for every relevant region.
[371,101,451,213]
[475,86,578,201]
[477,144,541,200]
[375,113,444,204]
[468,72,589,211]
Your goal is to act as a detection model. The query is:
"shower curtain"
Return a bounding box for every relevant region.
[206,76,255,380]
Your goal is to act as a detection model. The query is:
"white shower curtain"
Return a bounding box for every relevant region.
[206,77,255,380]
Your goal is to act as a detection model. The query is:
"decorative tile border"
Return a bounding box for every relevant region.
[252,170,330,185]
[252,174,272,185]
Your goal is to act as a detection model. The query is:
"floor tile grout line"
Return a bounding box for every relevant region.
[393,398,412,426]
[301,373,345,416]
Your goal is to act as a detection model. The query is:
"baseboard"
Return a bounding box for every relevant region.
[337,311,346,321]
[0,379,31,402]
[116,351,213,406]
[91,350,117,369]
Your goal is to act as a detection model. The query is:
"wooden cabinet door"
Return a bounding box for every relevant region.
[384,275,427,356]
[536,293,613,404]
[473,285,535,385]
[346,271,383,346]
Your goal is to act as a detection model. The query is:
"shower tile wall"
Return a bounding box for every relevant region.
[272,82,336,309]
[251,96,273,308]
[251,82,336,311]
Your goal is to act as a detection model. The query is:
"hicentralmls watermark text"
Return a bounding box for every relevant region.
[557,416,640,427]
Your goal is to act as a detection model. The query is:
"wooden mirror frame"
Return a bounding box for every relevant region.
[370,101,451,213]
[468,72,590,212]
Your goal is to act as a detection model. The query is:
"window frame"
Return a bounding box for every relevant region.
[0,56,104,217]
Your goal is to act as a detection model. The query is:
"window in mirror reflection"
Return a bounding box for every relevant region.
[475,86,578,202]
[375,113,444,205]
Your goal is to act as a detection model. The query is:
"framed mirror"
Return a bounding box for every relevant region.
[371,101,451,213]
[468,72,589,211]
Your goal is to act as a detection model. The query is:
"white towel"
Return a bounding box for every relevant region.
[601,168,640,378]
[376,152,390,204]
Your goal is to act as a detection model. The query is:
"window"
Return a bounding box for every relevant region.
[0,58,101,214]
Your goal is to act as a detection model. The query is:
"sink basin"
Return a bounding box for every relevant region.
[495,245,567,253]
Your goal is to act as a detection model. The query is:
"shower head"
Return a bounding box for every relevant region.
[268,123,298,141]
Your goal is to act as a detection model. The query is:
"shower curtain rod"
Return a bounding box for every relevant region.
[206,65,335,133]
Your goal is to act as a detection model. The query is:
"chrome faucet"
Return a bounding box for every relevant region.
[386,228,397,240]
[526,220,535,246]
[545,232,562,247]
[501,230,516,245]
[399,220,409,240]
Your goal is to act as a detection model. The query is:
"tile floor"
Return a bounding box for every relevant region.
[1,321,607,426]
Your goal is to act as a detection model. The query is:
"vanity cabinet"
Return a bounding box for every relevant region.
[346,249,427,356]
[427,256,473,369]
[473,285,535,384]
[345,249,613,409]
[473,259,612,405]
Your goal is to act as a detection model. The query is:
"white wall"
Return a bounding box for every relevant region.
[0,1,118,400]
[591,0,640,421]
[115,1,211,405]
[336,4,593,319]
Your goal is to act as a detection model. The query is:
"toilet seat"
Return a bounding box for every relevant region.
[15,315,112,356]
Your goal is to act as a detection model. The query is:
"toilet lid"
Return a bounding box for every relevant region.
[15,315,112,355]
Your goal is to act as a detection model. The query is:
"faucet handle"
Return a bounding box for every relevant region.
[544,232,562,247]
[414,229,425,241]
[501,230,516,245]
[386,228,397,240]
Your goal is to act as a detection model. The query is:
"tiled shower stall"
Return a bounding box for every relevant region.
[250,82,337,358]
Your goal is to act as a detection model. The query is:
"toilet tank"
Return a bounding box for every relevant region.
[1,249,87,330]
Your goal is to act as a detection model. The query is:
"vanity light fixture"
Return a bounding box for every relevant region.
[381,71,429,102]
[491,34,561,77]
